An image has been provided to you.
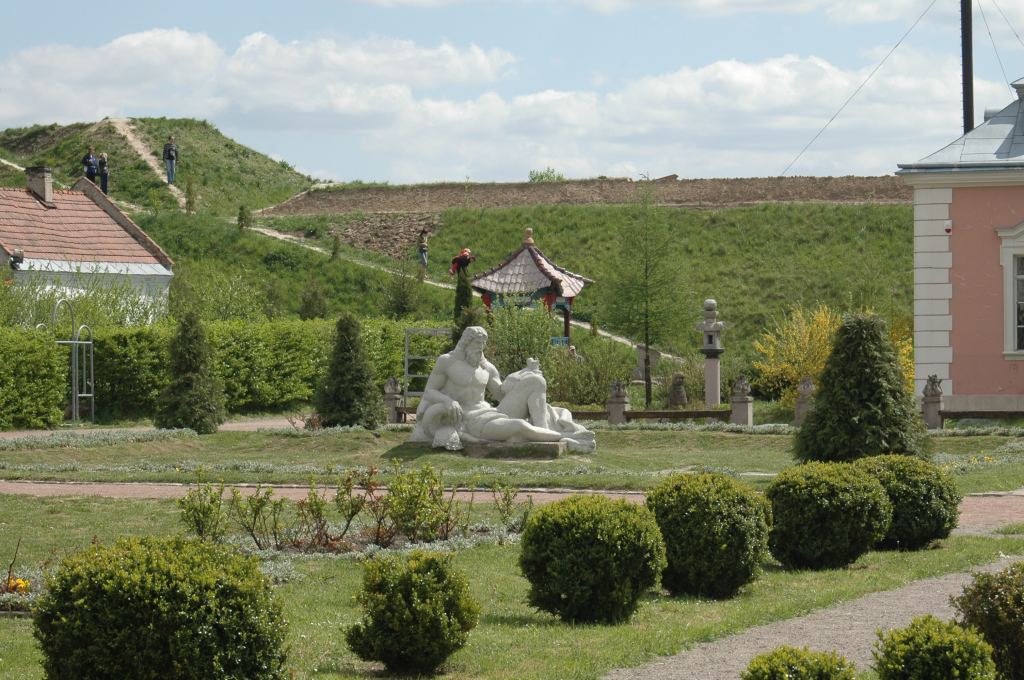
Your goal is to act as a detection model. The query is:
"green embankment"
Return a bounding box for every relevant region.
[265,202,913,360]
[131,117,312,215]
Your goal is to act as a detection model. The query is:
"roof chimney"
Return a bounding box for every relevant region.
[25,166,53,205]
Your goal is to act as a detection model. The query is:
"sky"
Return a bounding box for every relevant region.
[1,0,1023,183]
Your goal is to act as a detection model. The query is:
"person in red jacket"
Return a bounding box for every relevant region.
[448,248,475,276]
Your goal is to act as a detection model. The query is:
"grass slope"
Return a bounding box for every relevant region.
[131,117,312,215]
[0,121,177,210]
[0,118,312,215]
[424,203,913,360]
[137,212,451,321]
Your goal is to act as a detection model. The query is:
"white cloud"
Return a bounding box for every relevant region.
[0,28,1013,182]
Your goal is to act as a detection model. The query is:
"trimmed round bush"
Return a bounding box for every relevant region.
[794,313,925,463]
[873,615,996,680]
[33,536,286,680]
[646,472,770,598]
[346,550,479,675]
[519,494,666,623]
[953,561,1024,680]
[855,455,961,549]
[741,645,857,679]
[766,462,892,569]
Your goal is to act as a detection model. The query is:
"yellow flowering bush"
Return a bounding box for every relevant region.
[753,304,914,407]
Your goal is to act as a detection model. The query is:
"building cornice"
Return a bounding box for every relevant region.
[898,169,1024,189]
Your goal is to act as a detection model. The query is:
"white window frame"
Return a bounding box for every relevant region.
[997,221,1024,357]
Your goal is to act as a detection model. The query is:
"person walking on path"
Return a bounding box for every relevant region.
[81,147,98,184]
[97,152,109,194]
[417,228,431,278]
[162,135,178,184]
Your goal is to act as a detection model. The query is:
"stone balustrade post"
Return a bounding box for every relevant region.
[607,380,630,425]
[922,374,943,430]
[383,376,403,423]
[730,375,754,426]
[794,377,816,427]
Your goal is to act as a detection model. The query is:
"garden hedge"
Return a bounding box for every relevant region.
[0,328,66,430]
[90,317,445,421]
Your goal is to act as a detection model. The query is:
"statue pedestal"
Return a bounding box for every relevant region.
[461,441,565,459]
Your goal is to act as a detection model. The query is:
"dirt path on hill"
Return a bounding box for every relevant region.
[0,155,24,171]
[107,117,186,210]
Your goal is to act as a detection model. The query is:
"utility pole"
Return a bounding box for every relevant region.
[962,0,974,134]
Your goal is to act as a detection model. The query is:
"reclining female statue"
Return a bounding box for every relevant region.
[410,326,596,452]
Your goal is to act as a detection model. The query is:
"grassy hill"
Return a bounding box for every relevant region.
[0,118,312,215]
[259,202,913,362]
[0,121,178,210]
[130,118,313,215]
[136,212,451,323]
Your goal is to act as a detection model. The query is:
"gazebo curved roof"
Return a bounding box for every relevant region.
[471,229,593,298]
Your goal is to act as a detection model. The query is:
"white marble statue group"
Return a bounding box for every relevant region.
[411,326,596,452]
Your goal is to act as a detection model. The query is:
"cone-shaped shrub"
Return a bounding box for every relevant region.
[346,551,479,675]
[315,313,380,428]
[33,537,287,680]
[873,615,996,680]
[154,310,224,434]
[794,313,925,463]
[855,455,961,549]
[742,645,857,679]
[453,268,473,323]
[519,494,666,623]
[646,472,770,598]
[766,462,891,569]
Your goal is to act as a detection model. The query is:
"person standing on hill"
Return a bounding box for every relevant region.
[162,135,178,184]
[81,147,98,184]
[97,153,109,194]
[417,228,431,278]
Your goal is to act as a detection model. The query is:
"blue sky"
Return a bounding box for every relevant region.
[1,0,1023,182]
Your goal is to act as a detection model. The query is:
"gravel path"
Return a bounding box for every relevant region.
[604,556,1022,680]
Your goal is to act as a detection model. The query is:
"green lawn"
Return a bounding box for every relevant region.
[0,493,1022,680]
[2,428,1023,494]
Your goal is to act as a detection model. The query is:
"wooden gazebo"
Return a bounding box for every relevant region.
[471,228,593,340]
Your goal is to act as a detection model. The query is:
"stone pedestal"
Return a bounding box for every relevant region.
[730,376,753,426]
[922,374,943,430]
[607,380,630,425]
[705,358,721,407]
[794,377,816,427]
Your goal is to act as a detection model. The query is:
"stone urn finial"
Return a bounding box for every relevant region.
[523,227,535,245]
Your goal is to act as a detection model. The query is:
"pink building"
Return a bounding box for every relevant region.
[898,78,1024,415]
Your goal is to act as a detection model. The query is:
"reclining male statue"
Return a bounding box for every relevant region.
[410,326,596,452]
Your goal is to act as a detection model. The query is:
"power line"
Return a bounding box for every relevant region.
[978,0,1013,94]
[780,0,939,177]
[990,0,1024,50]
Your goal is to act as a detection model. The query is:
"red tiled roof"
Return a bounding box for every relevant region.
[0,188,165,264]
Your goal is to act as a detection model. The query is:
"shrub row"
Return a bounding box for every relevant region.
[0,328,66,430]
[89,317,445,421]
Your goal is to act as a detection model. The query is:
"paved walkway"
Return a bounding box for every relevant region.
[603,556,1022,680]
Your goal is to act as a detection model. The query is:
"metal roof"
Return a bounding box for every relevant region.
[471,228,594,298]
[897,79,1024,174]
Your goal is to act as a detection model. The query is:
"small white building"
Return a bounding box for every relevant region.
[0,167,173,300]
